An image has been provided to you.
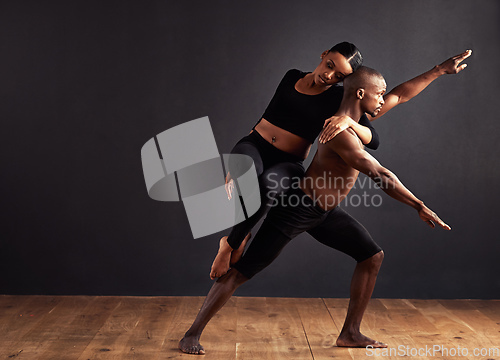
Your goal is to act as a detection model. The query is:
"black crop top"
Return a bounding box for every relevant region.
[255,69,379,149]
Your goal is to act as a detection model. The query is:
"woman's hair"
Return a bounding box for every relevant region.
[329,42,363,72]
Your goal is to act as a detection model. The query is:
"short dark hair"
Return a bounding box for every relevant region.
[329,42,363,72]
[343,66,384,93]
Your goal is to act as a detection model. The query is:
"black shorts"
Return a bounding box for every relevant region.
[225,130,305,250]
[232,187,383,279]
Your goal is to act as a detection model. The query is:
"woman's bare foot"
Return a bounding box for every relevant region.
[230,232,251,265]
[210,233,252,280]
[336,332,387,348]
[210,237,232,280]
[179,335,205,355]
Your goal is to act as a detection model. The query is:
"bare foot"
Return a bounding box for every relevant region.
[210,236,232,280]
[336,332,387,348]
[179,335,205,355]
[230,232,251,266]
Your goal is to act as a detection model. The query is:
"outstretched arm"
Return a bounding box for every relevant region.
[328,132,451,230]
[369,49,471,120]
[320,50,472,145]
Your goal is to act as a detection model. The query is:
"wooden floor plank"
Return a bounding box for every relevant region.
[0,296,62,357]
[379,298,417,310]
[409,299,497,359]
[40,296,121,360]
[469,299,500,324]
[0,294,32,312]
[265,297,314,359]
[0,295,45,337]
[75,296,150,359]
[440,300,500,346]
[235,296,306,360]
[2,296,94,359]
[295,297,352,360]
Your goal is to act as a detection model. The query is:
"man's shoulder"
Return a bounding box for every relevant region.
[329,128,363,150]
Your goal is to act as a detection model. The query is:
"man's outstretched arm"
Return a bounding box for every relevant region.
[328,131,451,230]
[319,50,472,143]
[369,49,471,120]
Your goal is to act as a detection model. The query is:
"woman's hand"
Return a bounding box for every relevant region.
[319,115,354,144]
[435,49,472,75]
[225,172,234,200]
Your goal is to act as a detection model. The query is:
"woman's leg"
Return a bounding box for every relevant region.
[210,140,264,279]
[211,161,304,278]
[227,160,304,248]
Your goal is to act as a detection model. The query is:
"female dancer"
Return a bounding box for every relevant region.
[210,43,472,280]
[210,42,375,279]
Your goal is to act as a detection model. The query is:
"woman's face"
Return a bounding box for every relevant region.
[313,51,353,86]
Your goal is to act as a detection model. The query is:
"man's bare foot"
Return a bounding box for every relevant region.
[230,233,251,266]
[336,332,387,348]
[210,236,232,280]
[179,335,205,355]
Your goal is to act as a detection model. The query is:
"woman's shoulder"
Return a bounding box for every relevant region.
[277,69,308,86]
[284,68,308,78]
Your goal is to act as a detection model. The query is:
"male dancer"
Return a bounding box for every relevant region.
[179,67,451,355]
[210,49,471,280]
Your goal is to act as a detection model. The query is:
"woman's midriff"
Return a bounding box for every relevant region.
[252,118,312,159]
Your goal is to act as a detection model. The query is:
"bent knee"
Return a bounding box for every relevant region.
[370,250,384,265]
[362,250,384,268]
[228,267,250,285]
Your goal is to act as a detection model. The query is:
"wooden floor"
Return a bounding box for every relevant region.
[0,296,498,359]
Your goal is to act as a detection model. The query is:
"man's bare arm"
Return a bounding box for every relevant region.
[369,50,471,120]
[319,50,472,144]
[328,131,451,230]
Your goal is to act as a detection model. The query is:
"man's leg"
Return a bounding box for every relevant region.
[179,268,248,355]
[306,206,386,348]
[180,220,296,355]
[336,250,385,347]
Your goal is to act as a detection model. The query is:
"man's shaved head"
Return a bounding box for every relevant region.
[341,66,387,117]
[343,66,385,96]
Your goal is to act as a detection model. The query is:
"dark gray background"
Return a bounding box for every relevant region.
[1,1,499,299]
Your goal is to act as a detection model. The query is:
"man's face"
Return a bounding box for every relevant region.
[362,77,386,117]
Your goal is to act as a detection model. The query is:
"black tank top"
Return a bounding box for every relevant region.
[257,69,346,143]
[255,69,378,149]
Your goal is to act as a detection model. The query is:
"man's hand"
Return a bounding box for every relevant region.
[417,203,451,230]
[436,49,472,75]
[319,115,354,144]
